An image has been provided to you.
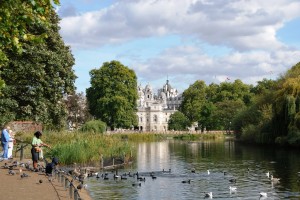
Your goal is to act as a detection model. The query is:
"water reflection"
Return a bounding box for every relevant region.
[87,140,300,199]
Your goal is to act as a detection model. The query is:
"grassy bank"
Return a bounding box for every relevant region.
[14,131,225,165]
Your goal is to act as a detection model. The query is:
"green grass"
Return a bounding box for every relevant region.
[14,131,225,165]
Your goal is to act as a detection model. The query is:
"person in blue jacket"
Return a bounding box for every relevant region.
[1,125,12,160]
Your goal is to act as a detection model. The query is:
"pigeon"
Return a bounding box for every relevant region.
[8,170,15,175]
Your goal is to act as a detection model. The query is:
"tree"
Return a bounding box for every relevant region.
[0,0,60,93]
[0,10,76,129]
[168,111,190,131]
[64,92,91,129]
[212,100,246,132]
[180,80,207,123]
[86,60,138,130]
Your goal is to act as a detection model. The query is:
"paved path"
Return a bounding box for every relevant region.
[0,158,91,200]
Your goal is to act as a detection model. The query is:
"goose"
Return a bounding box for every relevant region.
[114,174,120,180]
[259,192,267,197]
[121,175,127,180]
[78,169,88,182]
[270,175,280,183]
[205,192,213,199]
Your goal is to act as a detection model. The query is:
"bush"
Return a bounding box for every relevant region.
[80,120,106,133]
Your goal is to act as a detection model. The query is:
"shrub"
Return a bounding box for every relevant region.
[80,120,106,133]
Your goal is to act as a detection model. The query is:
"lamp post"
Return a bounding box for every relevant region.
[229,121,232,134]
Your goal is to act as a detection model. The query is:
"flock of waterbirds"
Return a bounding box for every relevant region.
[59,163,282,199]
[1,160,284,198]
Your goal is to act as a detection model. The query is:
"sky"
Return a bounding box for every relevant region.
[56,0,300,94]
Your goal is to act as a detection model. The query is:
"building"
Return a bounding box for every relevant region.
[137,80,182,132]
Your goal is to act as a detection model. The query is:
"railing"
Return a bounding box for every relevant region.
[54,170,81,200]
[14,140,29,161]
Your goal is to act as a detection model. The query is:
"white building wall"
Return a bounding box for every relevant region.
[137,80,181,132]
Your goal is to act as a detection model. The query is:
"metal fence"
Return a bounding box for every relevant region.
[54,170,81,200]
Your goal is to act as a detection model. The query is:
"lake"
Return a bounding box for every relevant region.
[86,138,300,199]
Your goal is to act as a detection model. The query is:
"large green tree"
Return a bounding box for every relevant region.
[168,111,190,131]
[0,10,76,129]
[180,80,207,123]
[86,60,138,130]
[0,0,59,93]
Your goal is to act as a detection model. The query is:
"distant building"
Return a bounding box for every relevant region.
[137,80,182,132]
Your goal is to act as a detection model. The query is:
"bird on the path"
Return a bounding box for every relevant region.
[21,173,29,178]
[8,170,15,175]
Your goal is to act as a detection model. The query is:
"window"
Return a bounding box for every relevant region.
[153,115,158,122]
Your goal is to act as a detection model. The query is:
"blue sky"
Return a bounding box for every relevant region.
[56,0,300,94]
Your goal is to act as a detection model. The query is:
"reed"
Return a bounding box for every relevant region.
[15,131,134,165]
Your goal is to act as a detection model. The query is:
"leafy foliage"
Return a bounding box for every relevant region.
[168,111,190,131]
[86,60,138,129]
[0,0,60,93]
[0,10,76,129]
[65,92,91,129]
[180,80,207,123]
[80,120,107,134]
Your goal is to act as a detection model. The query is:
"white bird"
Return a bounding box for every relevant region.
[270,175,280,183]
[205,192,213,199]
[259,192,267,197]
[207,170,210,175]
[266,171,270,178]
[229,186,237,193]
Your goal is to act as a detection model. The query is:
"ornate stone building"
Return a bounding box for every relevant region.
[137,80,182,132]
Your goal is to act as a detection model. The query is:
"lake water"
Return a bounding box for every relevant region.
[86,139,300,199]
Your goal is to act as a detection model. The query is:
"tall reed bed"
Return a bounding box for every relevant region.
[16,131,134,165]
[111,132,166,142]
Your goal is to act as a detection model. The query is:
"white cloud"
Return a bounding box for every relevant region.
[58,0,300,93]
[59,0,300,51]
[132,45,300,90]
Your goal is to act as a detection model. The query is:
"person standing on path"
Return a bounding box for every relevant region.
[31,131,50,171]
[1,125,12,160]
[7,129,15,159]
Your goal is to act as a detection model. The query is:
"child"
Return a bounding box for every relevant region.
[46,157,59,175]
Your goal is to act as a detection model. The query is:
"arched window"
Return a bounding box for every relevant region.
[153,115,158,122]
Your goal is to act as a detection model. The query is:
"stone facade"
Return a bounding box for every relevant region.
[137,80,182,132]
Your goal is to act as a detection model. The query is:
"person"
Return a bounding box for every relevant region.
[1,126,13,160]
[7,129,15,159]
[45,157,59,175]
[31,131,50,171]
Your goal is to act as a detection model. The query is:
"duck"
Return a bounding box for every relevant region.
[270,175,280,183]
[229,178,236,183]
[191,168,196,173]
[204,192,213,199]
[181,179,191,184]
[229,186,237,193]
[132,183,141,187]
[259,192,267,198]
